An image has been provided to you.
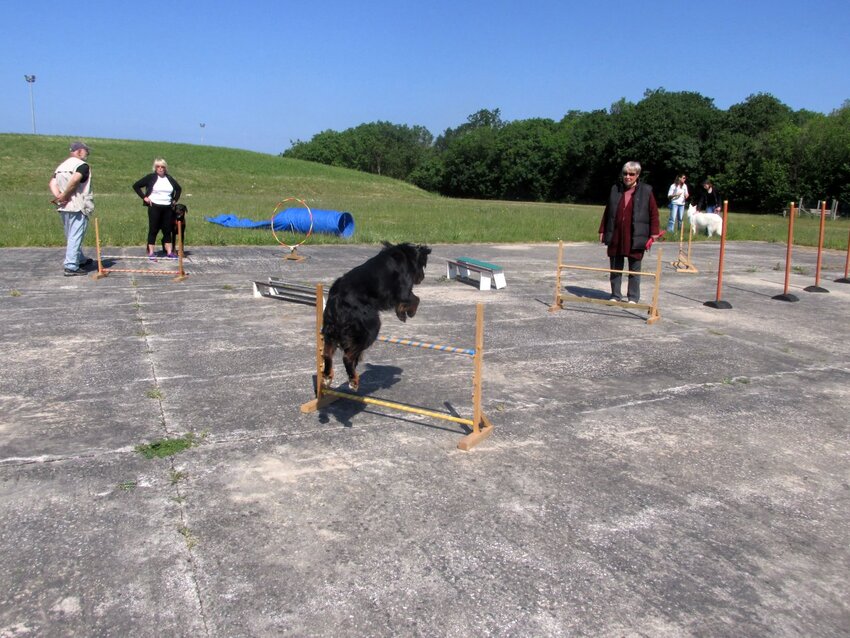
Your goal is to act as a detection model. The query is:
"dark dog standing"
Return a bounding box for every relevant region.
[161,203,188,254]
[322,242,431,391]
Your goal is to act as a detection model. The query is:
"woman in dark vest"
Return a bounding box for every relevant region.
[598,161,660,304]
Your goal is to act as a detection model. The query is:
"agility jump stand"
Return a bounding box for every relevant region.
[549,241,663,325]
[300,284,494,451]
[804,201,829,294]
[671,219,698,273]
[705,201,732,310]
[91,218,187,282]
[252,278,322,306]
[772,203,799,302]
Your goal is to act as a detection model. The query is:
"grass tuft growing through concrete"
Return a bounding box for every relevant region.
[136,433,198,459]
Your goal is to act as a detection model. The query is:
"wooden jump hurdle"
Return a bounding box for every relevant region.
[300,284,494,450]
[549,240,663,324]
[91,218,187,282]
[671,219,698,273]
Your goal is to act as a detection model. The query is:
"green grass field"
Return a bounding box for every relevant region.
[1,133,847,250]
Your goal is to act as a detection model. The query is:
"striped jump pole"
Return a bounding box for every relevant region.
[804,201,829,293]
[704,200,732,310]
[772,202,799,302]
[300,284,493,450]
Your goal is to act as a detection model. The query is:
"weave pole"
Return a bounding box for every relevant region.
[91,218,187,281]
[550,241,663,324]
[300,284,494,450]
[704,200,732,310]
[837,223,850,284]
[804,201,829,293]
[772,202,799,302]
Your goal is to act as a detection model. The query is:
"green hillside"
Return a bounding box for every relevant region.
[1,134,846,249]
[0,133,601,248]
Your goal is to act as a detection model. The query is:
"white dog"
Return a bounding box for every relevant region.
[686,204,723,237]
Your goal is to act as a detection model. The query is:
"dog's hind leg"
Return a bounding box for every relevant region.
[342,349,362,391]
[321,341,336,388]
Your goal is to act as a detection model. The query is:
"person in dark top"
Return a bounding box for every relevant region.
[133,158,182,260]
[598,161,661,303]
[697,179,722,214]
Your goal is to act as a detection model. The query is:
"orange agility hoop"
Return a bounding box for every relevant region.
[271,197,313,262]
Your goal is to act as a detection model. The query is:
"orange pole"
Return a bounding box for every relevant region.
[813,201,827,287]
[714,201,729,303]
[782,203,796,295]
[844,225,850,280]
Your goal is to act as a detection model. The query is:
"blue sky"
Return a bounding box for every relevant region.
[3,0,848,155]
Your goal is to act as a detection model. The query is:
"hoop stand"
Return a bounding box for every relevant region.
[271,197,313,263]
[284,246,306,262]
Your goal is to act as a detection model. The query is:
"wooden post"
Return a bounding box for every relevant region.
[300,284,339,413]
[173,220,187,282]
[91,217,108,280]
[772,202,799,302]
[550,240,564,311]
[705,200,732,309]
[804,201,829,293]
[458,303,493,450]
[647,248,662,324]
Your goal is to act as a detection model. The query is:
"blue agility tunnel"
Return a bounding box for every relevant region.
[205,208,355,238]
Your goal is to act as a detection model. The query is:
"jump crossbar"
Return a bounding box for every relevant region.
[557,263,658,277]
[300,283,493,450]
[376,335,475,356]
[322,389,475,426]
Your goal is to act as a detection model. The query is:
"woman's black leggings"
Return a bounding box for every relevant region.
[146,204,174,245]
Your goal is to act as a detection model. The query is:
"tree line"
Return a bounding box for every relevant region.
[282,90,850,214]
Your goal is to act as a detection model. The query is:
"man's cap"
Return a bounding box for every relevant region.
[70,141,90,152]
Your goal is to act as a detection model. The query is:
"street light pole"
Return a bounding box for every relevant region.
[200,123,206,145]
[24,75,36,134]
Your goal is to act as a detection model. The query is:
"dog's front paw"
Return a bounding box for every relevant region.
[348,374,360,391]
[321,373,333,388]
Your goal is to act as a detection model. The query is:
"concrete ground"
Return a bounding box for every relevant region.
[1,238,848,637]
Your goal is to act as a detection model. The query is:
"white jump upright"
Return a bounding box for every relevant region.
[446,257,506,291]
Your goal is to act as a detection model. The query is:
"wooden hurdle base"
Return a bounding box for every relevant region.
[91,218,188,282]
[300,389,494,451]
[299,284,494,450]
[549,241,663,325]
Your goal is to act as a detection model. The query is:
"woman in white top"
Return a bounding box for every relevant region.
[666,174,689,233]
[132,158,183,260]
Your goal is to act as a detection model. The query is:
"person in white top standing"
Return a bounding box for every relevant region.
[132,158,182,260]
[666,174,689,233]
[50,141,95,276]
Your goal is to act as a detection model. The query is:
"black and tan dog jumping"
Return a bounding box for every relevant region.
[321,242,431,391]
